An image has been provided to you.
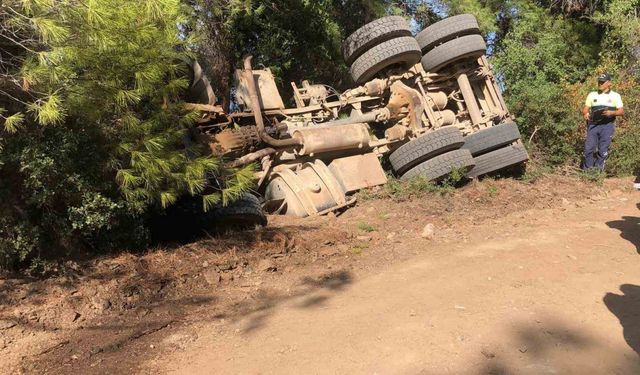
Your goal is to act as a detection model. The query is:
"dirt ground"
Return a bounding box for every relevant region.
[2,175,640,374]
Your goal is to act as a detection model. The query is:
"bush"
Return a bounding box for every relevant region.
[0,0,251,273]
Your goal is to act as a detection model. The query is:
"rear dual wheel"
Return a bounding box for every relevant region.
[416,14,486,72]
[462,122,521,156]
[343,16,412,66]
[401,149,475,182]
[343,17,421,84]
[421,34,486,72]
[466,143,529,178]
[462,122,529,178]
[350,37,422,84]
[389,127,464,175]
[389,127,474,182]
[416,14,480,54]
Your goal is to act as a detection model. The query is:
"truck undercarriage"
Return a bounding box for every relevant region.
[190,14,529,219]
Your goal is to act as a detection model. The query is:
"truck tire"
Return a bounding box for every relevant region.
[150,193,265,243]
[401,149,475,181]
[416,14,480,53]
[210,193,268,228]
[343,16,412,66]
[421,34,486,72]
[350,36,422,84]
[462,122,522,156]
[389,127,464,175]
[467,143,529,178]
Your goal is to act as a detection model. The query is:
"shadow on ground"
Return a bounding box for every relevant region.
[217,270,353,334]
[606,203,640,254]
[16,267,352,374]
[1,221,348,374]
[473,316,640,375]
[604,284,640,356]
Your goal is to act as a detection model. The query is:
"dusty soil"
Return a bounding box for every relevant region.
[2,175,640,374]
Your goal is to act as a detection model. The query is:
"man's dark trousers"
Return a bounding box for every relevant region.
[584,122,615,170]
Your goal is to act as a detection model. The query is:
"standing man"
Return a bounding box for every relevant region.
[582,73,624,171]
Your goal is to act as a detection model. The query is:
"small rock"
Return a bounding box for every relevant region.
[356,236,372,242]
[326,212,336,220]
[481,348,496,359]
[421,224,435,239]
[203,269,221,285]
[149,344,155,349]
[202,261,209,268]
[561,198,570,206]
[519,346,528,353]
[386,232,396,240]
[71,354,79,361]
[454,305,466,311]
[70,312,81,323]
[567,255,577,261]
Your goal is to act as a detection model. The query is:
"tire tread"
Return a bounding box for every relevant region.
[390,127,464,174]
[416,14,480,53]
[462,122,522,156]
[350,36,421,84]
[467,143,529,178]
[421,34,486,72]
[343,16,412,65]
[401,149,475,181]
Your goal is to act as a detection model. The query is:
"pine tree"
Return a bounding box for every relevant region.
[0,0,252,271]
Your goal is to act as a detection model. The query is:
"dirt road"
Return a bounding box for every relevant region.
[142,186,640,374]
[5,177,640,374]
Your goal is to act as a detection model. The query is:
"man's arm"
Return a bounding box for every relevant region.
[602,108,624,117]
[603,93,624,117]
[582,106,591,120]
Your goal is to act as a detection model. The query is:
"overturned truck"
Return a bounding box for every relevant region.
[192,14,528,219]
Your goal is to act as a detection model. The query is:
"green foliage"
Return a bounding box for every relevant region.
[441,167,466,188]
[578,168,605,185]
[351,244,368,255]
[486,185,499,197]
[593,0,640,67]
[492,3,600,166]
[473,0,640,175]
[357,174,458,203]
[190,0,390,102]
[439,0,500,33]
[357,222,377,232]
[606,89,640,175]
[0,0,252,272]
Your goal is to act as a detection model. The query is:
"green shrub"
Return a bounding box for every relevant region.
[0,0,250,273]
